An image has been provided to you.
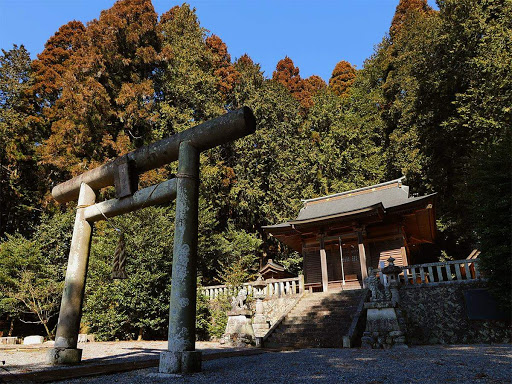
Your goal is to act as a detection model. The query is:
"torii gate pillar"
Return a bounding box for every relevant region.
[47,183,96,364]
[160,141,201,373]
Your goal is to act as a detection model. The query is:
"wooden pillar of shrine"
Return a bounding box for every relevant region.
[319,235,329,292]
[357,229,368,288]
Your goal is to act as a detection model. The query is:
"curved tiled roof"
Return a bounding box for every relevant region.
[263,177,436,229]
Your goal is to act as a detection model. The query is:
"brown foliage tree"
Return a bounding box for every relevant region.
[31,21,85,108]
[329,60,356,97]
[206,34,240,97]
[273,56,302,95]
[304,75,327,94]
[272,57,324,110]
[390,0,433,38]
[40,0,160,177]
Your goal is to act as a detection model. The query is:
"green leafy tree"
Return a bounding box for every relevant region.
[352,0,512,304]
[157,4,223,137]
[302,90,384,196]
[0,211,73,337]
[467,137,511,312]
[83,207,174,340]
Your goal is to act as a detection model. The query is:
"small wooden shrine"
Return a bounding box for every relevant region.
[263,177,436,292]
[259,259,295,280]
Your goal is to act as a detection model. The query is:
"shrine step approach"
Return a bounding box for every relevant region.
[264,289,365,348]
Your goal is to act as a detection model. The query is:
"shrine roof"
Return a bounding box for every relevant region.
[263,177,436,230]
[259,259,286,273]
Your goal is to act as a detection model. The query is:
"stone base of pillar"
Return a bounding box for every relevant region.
[47,348,82,364]
[159,350,202,374]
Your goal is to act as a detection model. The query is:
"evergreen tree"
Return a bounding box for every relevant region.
[329,60,356,98]
[272,56,323,110]
[157,4,222,137]
[0,45,42,237]
[40,0,160,177]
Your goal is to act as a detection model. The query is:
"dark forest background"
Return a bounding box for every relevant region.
[0,0,510,340]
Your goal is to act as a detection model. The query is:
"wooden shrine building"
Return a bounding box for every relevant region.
[263,177,436,292]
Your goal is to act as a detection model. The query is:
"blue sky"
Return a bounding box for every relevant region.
[0,0,437,81]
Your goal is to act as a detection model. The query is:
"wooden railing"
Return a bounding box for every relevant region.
[201,276,305,300]
[401,259,480,285]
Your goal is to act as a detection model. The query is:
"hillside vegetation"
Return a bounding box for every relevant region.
[0,0,510,339]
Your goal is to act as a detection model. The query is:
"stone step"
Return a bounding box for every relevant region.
[264,340,343,349]
[294,298,360,304]
[273,324,351,335]
[291,300,360,307]
[278,318,353,327]
[297,297,361,304]
[267,332,344,342]
[289,304,359,313]
[287,304,359,314]
[266,336,344,347]
[281,319,352,328]
[283,312,354,321]
[263,289,366,349]
[279,318,352,327]
[302,292,361,299]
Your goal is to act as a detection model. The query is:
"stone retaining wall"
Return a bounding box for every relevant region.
[399,280,511,345]
[262,295,302,328]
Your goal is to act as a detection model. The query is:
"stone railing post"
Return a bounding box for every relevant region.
[299,275,305,294]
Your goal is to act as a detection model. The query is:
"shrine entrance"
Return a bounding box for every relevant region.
[46,108,256,374]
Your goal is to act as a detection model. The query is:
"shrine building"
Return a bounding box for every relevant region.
[262,177,436,292]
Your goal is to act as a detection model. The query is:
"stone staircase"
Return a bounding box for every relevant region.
[264,289,365,349]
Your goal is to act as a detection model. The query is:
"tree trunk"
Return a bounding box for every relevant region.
[137,327,143,341]
[42,321,51,339]
[8,318,14,337]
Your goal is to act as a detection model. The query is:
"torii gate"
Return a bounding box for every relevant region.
[46,107,256,374]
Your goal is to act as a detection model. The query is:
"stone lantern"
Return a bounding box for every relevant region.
[381,257,402,306]
[251,275,269,346]
[361,258,407,349]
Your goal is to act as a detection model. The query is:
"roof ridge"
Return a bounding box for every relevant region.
[301,176,406,204]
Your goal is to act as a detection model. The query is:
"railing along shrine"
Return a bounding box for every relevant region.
[401,258,481,285]
[201,276,304,300]
[201,258,481,301]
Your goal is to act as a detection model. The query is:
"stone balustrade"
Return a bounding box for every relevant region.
[201,276,304,300]
[0,336,17,345]
[401,259,480,285]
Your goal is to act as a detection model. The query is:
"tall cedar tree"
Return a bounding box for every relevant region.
[390,0,433,38]
[40,0,160,178]
[0,45,42,237]
[31,21,85,115]
[272,56,326,110]
[329,60,356,97]
[206,34,241,99]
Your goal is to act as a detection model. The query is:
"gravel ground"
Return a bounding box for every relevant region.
[0,340,237,374]
[1,343,511,383]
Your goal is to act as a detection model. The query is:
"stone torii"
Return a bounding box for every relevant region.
[46,107,256,374]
